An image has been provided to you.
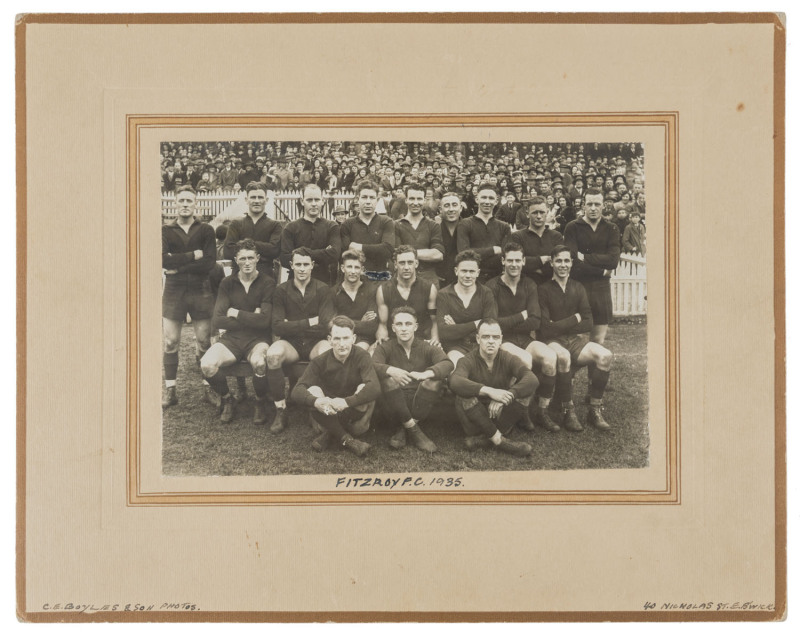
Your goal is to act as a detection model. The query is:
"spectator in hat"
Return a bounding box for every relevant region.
[219,159,238,192]
[332,205,348,224]
[622,211,646,256]
[494,191,523,229]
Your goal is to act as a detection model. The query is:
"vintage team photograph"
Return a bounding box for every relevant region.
[160,140,649,476]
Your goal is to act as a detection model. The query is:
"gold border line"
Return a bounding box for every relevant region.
[128,113,678,506]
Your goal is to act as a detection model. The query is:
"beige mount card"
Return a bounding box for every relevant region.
[16,13,785,623]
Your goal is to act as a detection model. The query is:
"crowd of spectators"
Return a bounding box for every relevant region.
[161,140,647,255]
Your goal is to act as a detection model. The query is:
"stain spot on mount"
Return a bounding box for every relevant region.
[737,103,745,112]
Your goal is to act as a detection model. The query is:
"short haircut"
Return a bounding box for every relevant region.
[301,182,322,197]
[291,246,315,262]
[354,179,379,196]
[393,244,418,261]
[477,318,501,332]
[390,305,418,323]
[584,187,604,198]
[476,184,499,197]
[550,244,572,260]
[403,181,426,196]
[340,249,366,265]
[455,249,481,267]
[440,190,462,202]
[328,315,356,334]
[175,184,197,196]
[502,241,524,257]
[234,238,258,257]
[245,181,268,194]
[215,224,228,240]
[526,195,546,209]
[630,211,641,218]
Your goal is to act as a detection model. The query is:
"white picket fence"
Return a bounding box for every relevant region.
[610,253,647,316]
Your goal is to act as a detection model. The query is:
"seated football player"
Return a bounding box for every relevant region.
[199,239,276,424]
[375,245,439,345]
[485,242,560,432]
[266,247,335,434]
[291,316,381,457]
[449,319,538,457]
[435,249,498,366]
[372,306,454,453]
[538,245,614,431]
[323,249,378,353]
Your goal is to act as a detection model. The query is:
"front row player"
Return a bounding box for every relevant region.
[538,245,614,431]
[199,239,276,424]
[449,319,539,457]
[372,307,454,453]
[291,316,381,457]
[485,242,560,432]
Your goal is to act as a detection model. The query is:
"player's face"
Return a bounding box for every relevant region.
[391,312,418,343]
[394,252,419,281]
[405,188,425,215]
[357,188,377,216]
[235,248,260,275]
[552,250,573,282]
[502,250,524,279]
[476,323,503,356]
[246,189,267,215]
[455,260,479,288]
[341,257,364,284]
[476,188,498,215]
[584,194,604,222]
[302,186,323,220]
[528,203,548,229]
[440,195,461,222]
[291,254,314,282]
[328,325,355,361]
[175,191,196,218]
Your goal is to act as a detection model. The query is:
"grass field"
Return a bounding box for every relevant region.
[162,320,649,476]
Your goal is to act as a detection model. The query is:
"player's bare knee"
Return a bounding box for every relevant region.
[597,348,613,370]
[539,352,557,375]
[200,355,219,378]
[250,357,267,375]
[556,350,571,372]
[163,338,180,353]
[266,350,284,369]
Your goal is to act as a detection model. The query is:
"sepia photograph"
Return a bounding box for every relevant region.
[160,139,650,476]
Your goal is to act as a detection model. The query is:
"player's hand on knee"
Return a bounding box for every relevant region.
[488,401,504,419]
